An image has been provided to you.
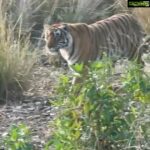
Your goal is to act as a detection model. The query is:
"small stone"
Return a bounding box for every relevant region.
[27,107,35,111]
[15,106,22,109]
[35,102,41,106]
[27,115,41,120]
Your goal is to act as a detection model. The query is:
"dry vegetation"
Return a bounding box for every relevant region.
[114,0,150,33]
[0,0,36,102]
[133,9,150,33]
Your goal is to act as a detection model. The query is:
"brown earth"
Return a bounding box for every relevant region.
[0,62,67,149]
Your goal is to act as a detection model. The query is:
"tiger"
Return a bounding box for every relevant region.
[43,14,145,67]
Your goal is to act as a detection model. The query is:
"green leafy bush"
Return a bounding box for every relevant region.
[1,124,33,150]
[46,58,150,150]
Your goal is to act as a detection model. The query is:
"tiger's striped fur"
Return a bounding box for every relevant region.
[44,14,145,66]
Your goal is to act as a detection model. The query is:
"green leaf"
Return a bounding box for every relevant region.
[90,61,103,70]
[70,63,84,73]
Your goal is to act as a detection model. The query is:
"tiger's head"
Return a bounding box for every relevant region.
[43,24,73,56]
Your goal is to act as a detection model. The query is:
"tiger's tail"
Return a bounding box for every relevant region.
[136,35,150,65]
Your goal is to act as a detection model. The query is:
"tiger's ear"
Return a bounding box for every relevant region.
[62,24,68,31]
[43,24,50,31]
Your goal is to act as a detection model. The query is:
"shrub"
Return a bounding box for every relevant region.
[1,123,33,150]
[46,58,150,150]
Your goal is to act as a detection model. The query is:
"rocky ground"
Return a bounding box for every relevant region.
[0,63,67,149]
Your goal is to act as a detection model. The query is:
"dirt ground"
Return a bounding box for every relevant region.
[0,62,67,149]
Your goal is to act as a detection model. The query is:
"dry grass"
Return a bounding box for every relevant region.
[0,0,37,102]
[133,9,150,33]
[72,0,112,22]
[114,0,150,33]
[42,0,114,24]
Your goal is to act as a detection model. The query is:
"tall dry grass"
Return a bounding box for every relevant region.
[0,0,36,102]
[114,0,150,33]
[133,9,150,33]
[44,0,114,24]
[4,0,114,27]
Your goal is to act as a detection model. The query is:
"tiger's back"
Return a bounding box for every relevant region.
[66,14,145,65]
[94,14,144,61]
